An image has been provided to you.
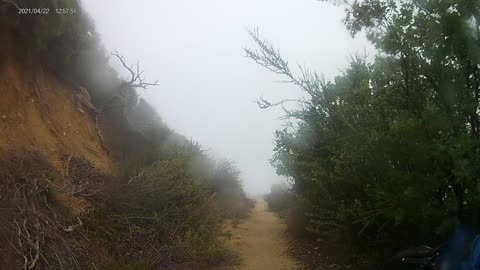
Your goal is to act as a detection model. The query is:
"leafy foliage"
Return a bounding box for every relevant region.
[76,131,252,268]
[207,160,254,219]
[248,0,480,267]
[265,183,292,213]
[91,159,224,268]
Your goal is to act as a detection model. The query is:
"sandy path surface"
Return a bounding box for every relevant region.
[221,200,298,270]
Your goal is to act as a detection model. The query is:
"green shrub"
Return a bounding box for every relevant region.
[265,183,292,213]
[89,159,225,268]
[80,209,122,250]
[247,0,480,267]
[174,225,225,265]
[207,161,254,219]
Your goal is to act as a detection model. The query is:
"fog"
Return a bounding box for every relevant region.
[81,0,374,195]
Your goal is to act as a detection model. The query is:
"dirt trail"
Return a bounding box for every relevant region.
[222,200,298,270]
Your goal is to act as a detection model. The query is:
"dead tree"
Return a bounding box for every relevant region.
[98,51,158,112]
[111,50,159,90]
[96,51,159,113]
[93,52,159,156]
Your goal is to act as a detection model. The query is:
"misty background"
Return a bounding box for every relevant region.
[81,0,374,194]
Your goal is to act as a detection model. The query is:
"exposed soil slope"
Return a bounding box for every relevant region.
[0,62,111,173]
[0,61,112,216]
[222,200,298,270]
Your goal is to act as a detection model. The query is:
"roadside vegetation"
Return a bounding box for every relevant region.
[0,0,252,269]
[257,0,480,268]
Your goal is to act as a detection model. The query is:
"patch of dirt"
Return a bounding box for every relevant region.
[220,200,299,270]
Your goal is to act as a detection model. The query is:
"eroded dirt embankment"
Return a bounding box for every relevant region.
[0,62,111,172]
[0,61,112,214]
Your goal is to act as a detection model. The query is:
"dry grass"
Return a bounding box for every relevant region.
[0,163,79,269]
[0,154,111,269]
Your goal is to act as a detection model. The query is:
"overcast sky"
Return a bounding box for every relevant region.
[82,0,374,195]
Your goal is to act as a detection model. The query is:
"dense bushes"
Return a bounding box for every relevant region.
[207,161,254,219]
[248,0,480,268]
[85,143,253,268]
[264,184,309,237]
[0,126,246,269]
[265,183,291,213]
[81,159,225,268]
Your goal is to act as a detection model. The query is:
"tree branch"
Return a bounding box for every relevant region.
[245,28,322,109]
[111,50,159,89]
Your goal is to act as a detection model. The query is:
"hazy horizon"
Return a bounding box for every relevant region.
[82,0,375,194]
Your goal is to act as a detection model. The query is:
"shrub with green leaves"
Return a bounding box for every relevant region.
[247,0,480,267]
[84,159,225,268]
[265,183,292,213]
[207,161,254,219]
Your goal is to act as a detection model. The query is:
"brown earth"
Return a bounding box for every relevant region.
[221,200,299,270]
[0,62,111,173]
[0,60,112,215]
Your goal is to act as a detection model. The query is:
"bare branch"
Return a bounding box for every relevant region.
[111,50,159,90]
[111,50,135,84]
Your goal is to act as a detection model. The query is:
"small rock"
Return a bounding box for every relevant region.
[1,115,6,119]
